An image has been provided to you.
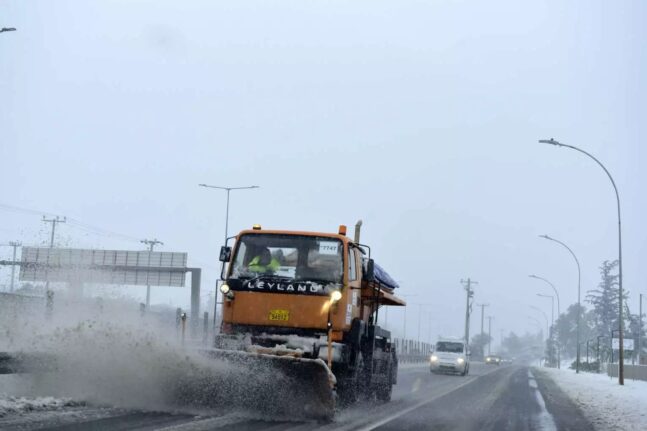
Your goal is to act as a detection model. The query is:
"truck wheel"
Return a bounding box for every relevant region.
[338,353,365,406]
[376,366,393,402]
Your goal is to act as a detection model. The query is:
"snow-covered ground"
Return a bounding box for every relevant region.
[0,395,79,417]
[540,367,647,431]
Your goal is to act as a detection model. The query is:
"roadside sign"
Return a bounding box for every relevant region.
[19,247,188,287]
[612,338,634,350]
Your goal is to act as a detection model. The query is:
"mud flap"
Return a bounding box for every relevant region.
[172,349,336,421]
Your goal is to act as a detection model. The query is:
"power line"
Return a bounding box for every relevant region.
[0,202,141,243]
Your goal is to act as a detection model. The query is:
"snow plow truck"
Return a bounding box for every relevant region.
[211,223,406,421]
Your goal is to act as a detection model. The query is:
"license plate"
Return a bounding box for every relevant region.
[268,309,290,321]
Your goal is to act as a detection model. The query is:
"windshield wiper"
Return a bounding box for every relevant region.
[235,274,293,283]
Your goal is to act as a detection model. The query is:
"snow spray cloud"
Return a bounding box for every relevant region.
[1,293,333,419]
[0,294,236,413]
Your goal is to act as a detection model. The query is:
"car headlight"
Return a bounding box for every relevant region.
[330,290,342,303]
[457,357,465,364]
[430,355,438,362]
[220,284,230,294]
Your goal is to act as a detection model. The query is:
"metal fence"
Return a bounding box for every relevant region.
[393,338,432,363]
[607,364,647,382]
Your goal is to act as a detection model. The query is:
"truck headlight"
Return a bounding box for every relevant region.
[220,284,230,294]
[330,290,342,303]
[430,355,439,362]
[457,357,465,364]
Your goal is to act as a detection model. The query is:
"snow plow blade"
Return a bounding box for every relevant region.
[173,349,336,421]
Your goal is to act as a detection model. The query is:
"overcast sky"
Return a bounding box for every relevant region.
[1,0,645,344]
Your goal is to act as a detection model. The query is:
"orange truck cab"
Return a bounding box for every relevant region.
[215,224,405,406]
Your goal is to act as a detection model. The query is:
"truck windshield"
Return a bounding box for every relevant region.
[230,234,343,284]
[436,342,464,353]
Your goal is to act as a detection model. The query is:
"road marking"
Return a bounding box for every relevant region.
[156,414,251,430]
[353,367,502,431]
[528,370,557,431]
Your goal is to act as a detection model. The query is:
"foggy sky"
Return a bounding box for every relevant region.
[1,0,645,346]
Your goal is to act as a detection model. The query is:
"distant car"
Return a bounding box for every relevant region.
[485,355,501,365]
[430,339,470,376]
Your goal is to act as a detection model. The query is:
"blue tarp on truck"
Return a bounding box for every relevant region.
[374,263,399,290]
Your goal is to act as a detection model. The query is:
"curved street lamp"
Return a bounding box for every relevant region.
[537,293,557,368]
[540,138,624,385]
[530,305,550,336]
[199,183,260,331]
[529,274,562,367]
[539,234,582,373]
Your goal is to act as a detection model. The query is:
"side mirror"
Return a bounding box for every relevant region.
[219,246,232,262]
[364,258,375,282]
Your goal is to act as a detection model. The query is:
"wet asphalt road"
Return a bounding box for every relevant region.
[3,363,592,430]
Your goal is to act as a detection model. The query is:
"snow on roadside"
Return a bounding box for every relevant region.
[0,395,81,417]
[539,367,647,431]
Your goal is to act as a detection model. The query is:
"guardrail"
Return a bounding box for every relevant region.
[607,364,647,381]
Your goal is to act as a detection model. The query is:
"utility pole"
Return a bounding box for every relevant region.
[8,241,21,292]
[43,216,66,248]
[141,238,163,309]
[477,303,489,336]
[42,216,66,292]
[461,278,477,349]
[487,316,493,355]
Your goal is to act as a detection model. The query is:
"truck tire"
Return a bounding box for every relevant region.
[376,365,393,402]
[338,352,365,406]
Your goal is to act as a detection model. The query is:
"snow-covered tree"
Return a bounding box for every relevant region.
[470,333,491,359]
[587,260,620,337]
[554,303,596,358]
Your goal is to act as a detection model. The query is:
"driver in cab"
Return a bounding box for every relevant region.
[247,247,280,273]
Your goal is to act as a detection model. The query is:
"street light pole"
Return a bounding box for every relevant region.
[539,235,581,373]
[199,184,259,331]
[537,293,555,367]
[529,274,561,368]
[400,294,418,341]
[639,293,644,365]
[416,303,434,344]
[530,305,550,338]
[487,315,493,355]
[540,138,624,385]
[476,303,489,336]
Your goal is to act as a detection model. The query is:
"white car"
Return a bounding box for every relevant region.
[430,339,470,376]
